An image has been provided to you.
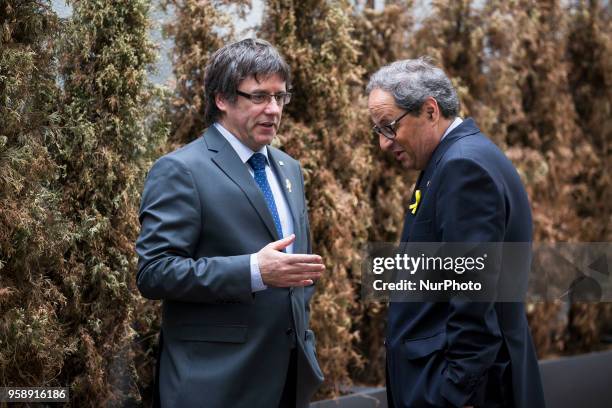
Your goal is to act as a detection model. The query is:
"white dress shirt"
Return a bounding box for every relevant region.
[214,123,294,292]
[441,117,463,142]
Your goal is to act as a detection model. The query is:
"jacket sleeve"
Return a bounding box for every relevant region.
[435,158,505,407]
[135,156,252,304]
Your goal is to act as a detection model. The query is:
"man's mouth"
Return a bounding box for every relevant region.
[258,121,276,129]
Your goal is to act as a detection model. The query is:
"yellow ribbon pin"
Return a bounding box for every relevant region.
[409,190,421,214]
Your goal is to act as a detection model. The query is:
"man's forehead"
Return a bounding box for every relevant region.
[368,88,395,104]
[368,89,399,119]
[240,73,286,88]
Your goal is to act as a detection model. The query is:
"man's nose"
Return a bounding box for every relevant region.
[264,97,282,114]
[379,134,393,151]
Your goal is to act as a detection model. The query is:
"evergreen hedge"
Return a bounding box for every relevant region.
[1,0,610,404]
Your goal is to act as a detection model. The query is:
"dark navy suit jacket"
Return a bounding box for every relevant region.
[386,119,545,408]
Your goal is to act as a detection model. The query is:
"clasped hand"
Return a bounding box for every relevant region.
[257,234,325,287]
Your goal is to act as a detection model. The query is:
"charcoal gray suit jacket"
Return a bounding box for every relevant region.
[136,125,323,407]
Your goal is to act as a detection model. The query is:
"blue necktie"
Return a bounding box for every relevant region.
[248,153,284,238]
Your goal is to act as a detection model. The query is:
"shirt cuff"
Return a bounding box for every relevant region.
[250,253,267,292]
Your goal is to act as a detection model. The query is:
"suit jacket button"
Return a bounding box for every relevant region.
[286,328,294,335]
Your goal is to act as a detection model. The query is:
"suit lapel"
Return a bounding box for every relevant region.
[430,117,481,166]
[416,118,482,212]
[401,119,480,241]
[400,170,425,242]
[204,127,280,241]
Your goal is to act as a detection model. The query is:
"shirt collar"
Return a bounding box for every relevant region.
[440,117,463,142]
[214,122,269,165]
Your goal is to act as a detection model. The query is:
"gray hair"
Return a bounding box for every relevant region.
[366,58,459,118]
[204,38,291,127]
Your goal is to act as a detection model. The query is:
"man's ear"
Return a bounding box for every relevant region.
[424,97,439,121]
[215,93,228,113]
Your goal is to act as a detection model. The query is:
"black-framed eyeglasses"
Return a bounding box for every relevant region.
[372,110,411,140]
[236,90,292,106]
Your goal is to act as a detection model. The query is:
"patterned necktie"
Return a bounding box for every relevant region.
[248,153,284,238]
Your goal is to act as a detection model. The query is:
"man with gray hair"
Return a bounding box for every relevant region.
[136,38,324,408]
[367,58,545,407]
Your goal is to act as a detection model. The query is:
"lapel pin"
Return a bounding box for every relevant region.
[285,178,292,193]
[409,190,421,215]
[278,160,284,166]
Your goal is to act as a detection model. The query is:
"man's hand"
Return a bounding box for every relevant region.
[257,234,325,287]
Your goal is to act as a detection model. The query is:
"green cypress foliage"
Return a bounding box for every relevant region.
[55,0,167,404]
[0,0,72,388]
[1,0,167,404]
